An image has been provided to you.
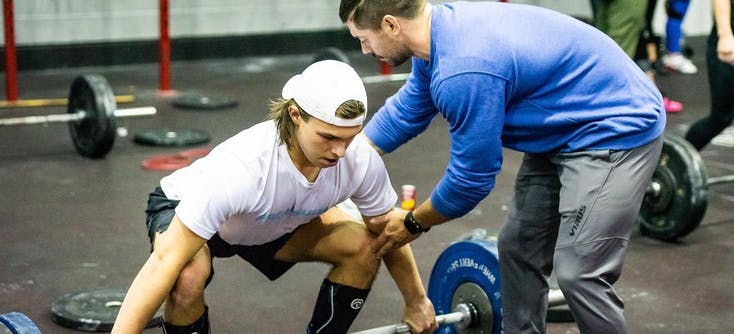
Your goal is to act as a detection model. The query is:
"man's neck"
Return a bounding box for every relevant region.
[287,146,321,183]
[405,3,433,60]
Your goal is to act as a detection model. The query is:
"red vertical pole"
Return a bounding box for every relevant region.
[379,60,391,75]
[158,0,171,92]
[3,0,18,101]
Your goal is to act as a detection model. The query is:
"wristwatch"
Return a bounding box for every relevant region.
[403,211,430,234]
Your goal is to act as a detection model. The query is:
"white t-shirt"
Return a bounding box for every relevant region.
[160,120,397,246]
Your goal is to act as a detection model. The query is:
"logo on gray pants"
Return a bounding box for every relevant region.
[570,204,587,236]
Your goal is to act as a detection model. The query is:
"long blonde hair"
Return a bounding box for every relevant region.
[268,98,366,147]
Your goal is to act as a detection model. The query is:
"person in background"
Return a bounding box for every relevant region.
[685,0,734,150]
[661,0,699,74]
[592,0,685,112]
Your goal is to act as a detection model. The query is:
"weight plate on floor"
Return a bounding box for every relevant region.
[638,134,709,241]
[51,287,162,332]
[428,239,501,334]
[172,93,238,110]
[311,47,351,65]
[141,148,211,171]
[0,312,41,334]
[133,128,211,147]
[67,74,117,158]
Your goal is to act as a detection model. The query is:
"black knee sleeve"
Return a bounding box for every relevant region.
[161,306,210,334]
[306,279,371,334]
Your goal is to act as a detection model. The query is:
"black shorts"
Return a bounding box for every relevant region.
[145,186,296,281]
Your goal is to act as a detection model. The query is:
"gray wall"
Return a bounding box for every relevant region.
[511,0,713,37]
[6,1,342,46]
[0,0,715,47]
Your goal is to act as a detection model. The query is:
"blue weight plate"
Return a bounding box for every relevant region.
[428,239,502,334]
[0,312,41,334]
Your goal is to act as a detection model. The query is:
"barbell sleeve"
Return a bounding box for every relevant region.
[113,106,157,118]
[707,174,734,186]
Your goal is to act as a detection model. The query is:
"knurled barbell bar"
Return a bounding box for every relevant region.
[0,74,157,158]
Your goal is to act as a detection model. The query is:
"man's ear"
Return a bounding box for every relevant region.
[382,15,400,35]
[288,105,302,124]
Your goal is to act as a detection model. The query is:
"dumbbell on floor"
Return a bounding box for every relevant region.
[0,74,157,158]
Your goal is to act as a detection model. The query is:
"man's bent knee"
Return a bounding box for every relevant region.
[169,254,211,307]
[333,222,380,273]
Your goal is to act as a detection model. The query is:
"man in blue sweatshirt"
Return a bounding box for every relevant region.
[339,1,665,333]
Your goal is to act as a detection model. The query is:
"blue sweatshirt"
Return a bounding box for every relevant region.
[364,2,666,219]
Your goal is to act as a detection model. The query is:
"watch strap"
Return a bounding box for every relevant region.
[403,211,430,234]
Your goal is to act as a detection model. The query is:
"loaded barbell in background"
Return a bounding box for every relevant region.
[0,74,156,158]
[638,134,734,241]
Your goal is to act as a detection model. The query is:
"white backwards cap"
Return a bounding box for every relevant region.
[282,60,367,127]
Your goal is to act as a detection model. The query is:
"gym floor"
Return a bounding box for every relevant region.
[1,36,733,334]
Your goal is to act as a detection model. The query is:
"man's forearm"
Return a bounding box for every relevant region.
[113,217,207,333]
[382,244,427,303]
[714,0,733,38]
[412,199,451,230]
[112,254,179,333]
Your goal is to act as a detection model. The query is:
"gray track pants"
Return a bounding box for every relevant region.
[498,135,663,334]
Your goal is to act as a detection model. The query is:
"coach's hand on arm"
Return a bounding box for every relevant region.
[111,216,207,334]
[369,200,450,258]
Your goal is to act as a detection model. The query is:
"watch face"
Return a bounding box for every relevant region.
[403,211,424,234]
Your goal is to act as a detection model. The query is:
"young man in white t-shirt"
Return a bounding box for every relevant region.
[111,60,437,334]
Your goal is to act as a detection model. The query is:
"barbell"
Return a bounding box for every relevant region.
[0,74,157,158]
[637,134,734,241]
[350,235,567,334]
